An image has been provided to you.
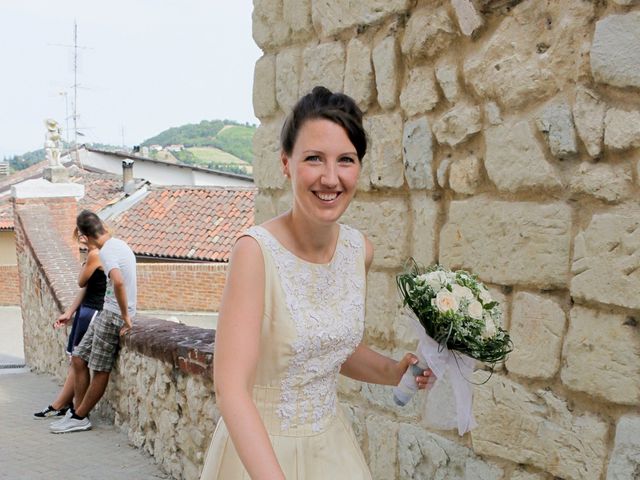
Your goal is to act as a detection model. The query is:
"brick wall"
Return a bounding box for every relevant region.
[136,263,227,312]
[0,265,19,305]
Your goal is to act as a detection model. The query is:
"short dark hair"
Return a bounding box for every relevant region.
[280,86,367,161]
[76,210,105,238]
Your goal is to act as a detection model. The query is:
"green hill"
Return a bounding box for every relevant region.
[142,120,256,164]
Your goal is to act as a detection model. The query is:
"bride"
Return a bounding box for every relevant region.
[200,86,433,479]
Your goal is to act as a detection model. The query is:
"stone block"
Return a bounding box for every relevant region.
[440,199,572,288]
[401,7,456,61]
[397,423,503,480]
[43,165,69,183]
[464,0,594,109]
[344,38,374,113]
[484,102,502,126]
[311,0,410,36]
[573,87,605,158]
[452,0,484,36]
[366,415,398,479]
[485,121,562,193]
[432,103,482,147]
[571,212,640,310]
[402,117,434,190]
[473,374,608,480]
[365,113,404,188]
[591,12,640,88]
[254,192,276,224]
[409,191,438,267]
[569,161,633,204]
[252,118,286,190]
[607,415,640,479]
[282,0,312,38]
[535,101,577,158]
[300,42,345,95]
[449,155,483,195]
[252,0,290,50]
[604,108,640,150]
[342,196,408,268]
[506,292,566,380]
[275,47,301,112]
[365,271,401,344]
[399,65,439,117]
[372,36,399,110]
[435,62,459,102]
[253,55,277,119]
[275,189,293,215]
[561,305,640,405]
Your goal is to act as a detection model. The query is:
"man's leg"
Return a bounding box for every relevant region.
[74,371,110,418]
[71,355,91,408]
[51,367,75,410]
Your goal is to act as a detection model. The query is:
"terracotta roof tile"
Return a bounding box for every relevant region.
[108,186,256,262]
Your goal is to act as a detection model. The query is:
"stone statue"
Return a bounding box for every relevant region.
[43,118,68,182]
[44,119,62,167]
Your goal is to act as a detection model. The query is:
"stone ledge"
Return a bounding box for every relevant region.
[123,317,214,379]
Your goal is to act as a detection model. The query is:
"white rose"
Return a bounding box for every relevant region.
[468,300,483,319]
[478,286,493,304]
[425,271,449,291]
[482,316,497,339]
[434,290,459,313]
[452,284,474,302]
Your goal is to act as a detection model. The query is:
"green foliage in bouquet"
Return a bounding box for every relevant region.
[396,261,513,364]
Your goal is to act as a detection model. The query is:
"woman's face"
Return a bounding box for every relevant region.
[282,118,361,226]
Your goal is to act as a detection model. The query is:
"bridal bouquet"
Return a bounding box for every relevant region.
[393,263,512,435]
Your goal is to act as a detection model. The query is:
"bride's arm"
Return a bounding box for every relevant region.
[213,236,285,480]
[339,235,432,388]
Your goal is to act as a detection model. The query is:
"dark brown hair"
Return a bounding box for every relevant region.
[76,210,106,239]
[280,86,367,161]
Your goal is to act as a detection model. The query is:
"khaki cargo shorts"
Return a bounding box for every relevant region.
[72,310,123,372]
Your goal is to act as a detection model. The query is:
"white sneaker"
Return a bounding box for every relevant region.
[49,409,73,429]
[50,415,92,434]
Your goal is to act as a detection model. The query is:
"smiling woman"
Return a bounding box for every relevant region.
[199,87,433,480]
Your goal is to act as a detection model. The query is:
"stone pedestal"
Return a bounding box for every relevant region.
[43,165,69,183]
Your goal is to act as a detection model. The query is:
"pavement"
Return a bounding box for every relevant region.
[0,306,24,368]
[0,306,170,480]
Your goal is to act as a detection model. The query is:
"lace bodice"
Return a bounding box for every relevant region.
[246,224,366,433]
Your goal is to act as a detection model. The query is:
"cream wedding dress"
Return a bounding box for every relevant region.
[200,224,372,479]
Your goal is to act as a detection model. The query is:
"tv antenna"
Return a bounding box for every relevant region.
[49,20,91,165]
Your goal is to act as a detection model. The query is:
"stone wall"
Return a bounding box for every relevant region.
[14,196,215,480]
[137,262,226,313]
[0,265,19,305]
[252,1,640,479]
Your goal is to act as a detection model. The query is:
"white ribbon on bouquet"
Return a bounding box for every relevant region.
[393,311,477,436]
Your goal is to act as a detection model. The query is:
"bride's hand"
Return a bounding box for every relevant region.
[396,353,435,390]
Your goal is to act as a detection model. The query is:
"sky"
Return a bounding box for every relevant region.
[0,1,261,159]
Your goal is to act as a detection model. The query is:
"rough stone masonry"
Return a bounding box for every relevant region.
[252,1,640,479]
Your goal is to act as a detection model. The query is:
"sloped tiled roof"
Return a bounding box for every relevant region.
[0,198,12,230]
[69,166,146,213]
[108,187,256,262]
[0,164,146,231]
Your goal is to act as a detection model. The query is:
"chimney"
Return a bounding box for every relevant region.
[122,159,135,194]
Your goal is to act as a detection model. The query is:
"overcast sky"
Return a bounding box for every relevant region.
[0,1,261,159]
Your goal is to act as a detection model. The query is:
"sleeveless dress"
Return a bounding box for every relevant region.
[200,224,372,479]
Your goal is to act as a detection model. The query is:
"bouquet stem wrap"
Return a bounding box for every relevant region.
[393,312,477,436]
